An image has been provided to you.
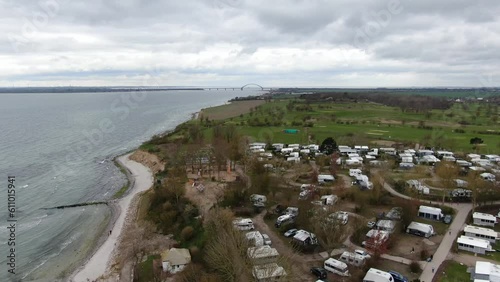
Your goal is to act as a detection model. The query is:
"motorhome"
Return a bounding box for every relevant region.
[324,258,350,277]
[329,211,349,225]
[339,251,367,266]
[320,195,338,206]
[418,205,444,221]
[349,169,362,177]
[480,173,496,182]
[363,268,394,282]
[245,231,264,247]
[318,174,335,184]
[247,245,279,265]
[275,214,294,228]
[292,230,318,246]
[284,207,299,217]
[346,159,362,166]
[250,194,267,205]
[233,218,255,231]
[252,263,287,282]
[406,222,434,238]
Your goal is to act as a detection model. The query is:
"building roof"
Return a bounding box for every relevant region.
[161,248,191,266]
[457,235,491,249]
[465,225,498,238]
[474,261,500,282]
[247,246,279,259]
[252,263,287,280]
[473,212,497,221]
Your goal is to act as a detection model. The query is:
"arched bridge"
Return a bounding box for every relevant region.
[205,83,273,91]
[240,83,264,90]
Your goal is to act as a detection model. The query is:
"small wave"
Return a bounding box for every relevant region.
[21,232,81,280]
[22,257,50,280]
[21,184,29,188]
[18,218,43,233]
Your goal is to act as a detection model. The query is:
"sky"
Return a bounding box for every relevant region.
[1,0,499,87]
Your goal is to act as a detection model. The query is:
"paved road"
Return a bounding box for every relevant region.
[382,181,472,282]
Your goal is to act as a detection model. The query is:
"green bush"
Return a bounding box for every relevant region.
[409,261,422,273]
[181,226,195,241]
[420,249,429,260]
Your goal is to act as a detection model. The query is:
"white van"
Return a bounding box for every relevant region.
[324,258,349,276]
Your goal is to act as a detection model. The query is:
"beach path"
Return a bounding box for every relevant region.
[72,153,153,282]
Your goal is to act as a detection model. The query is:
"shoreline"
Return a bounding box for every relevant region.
[67,102,233,281]
[70,152,153,282]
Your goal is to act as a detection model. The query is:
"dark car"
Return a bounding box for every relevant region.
[310,267,327,279]
[389,270,408,282]
[443,214,452,224]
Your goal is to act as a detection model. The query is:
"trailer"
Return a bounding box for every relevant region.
[406,221,434,238]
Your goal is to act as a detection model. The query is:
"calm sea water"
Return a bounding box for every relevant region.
[0,90,256,281]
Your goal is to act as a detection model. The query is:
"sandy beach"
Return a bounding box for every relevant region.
[71,152,153,282]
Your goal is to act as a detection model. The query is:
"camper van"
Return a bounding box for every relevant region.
[275,214,294,228]
[363,268,394,282]
[324,258,350,277]
[480,173,496,182]
[339,251,367,266]
[318,174,335,184]
[329,211,349,225]
[250,194,267,207]
[349,169,362,177]
[233,218,255,231]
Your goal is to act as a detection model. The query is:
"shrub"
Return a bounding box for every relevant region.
[420,249,429,260]
[189,246,202,263]
[409,261,422,273]
[181,226,195,242]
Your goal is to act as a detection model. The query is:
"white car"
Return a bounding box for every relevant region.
[262,234,272,245]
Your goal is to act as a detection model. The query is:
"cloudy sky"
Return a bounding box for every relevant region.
[1,0,499,87]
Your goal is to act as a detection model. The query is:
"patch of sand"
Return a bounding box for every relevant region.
[71,153,153,282]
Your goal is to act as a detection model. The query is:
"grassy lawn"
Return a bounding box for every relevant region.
[200,100,265,120]
[221,100,499,153]
[437,261,469,282]
[136,254,161,282]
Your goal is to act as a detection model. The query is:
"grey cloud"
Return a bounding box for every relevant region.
[0,0,499,86]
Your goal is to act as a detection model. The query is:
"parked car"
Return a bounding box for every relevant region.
[443,214,452,224]
[310,267,327,279]
[284,228,298,238]
[367,221,376,228]
[355,249,371,259]
[262,234,272,245]
[389,270,409,282]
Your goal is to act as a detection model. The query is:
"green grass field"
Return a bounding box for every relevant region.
[214,100,499,153]
[437,261,469,282]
